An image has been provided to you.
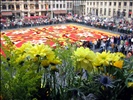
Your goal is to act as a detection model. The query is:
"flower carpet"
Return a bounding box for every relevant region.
[1,24,119,55]
[1,24,119,46]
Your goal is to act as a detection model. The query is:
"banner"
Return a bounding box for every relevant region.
[45,4,48,10]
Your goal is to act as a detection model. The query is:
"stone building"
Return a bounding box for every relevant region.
[0,0,73,20]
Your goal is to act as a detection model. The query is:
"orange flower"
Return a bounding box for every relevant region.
[113,60,123,69]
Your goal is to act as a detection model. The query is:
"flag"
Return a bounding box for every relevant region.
[45,4,48,10]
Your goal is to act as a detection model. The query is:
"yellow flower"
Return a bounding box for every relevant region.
[46,51,55,61]
[73,47,95,62]
[41,60,50,68]
[15,54,26,63]
[116,52,126,58]
[72,47,95,72]
[33,56,39,62]
[27,44,52,58]
[50,57,62,65]
[128,82,133,88]
[108,53,120,63]
[14,41,33,55]
[50,66,59,72]
[113,60,123,69]
[93,51,111,67]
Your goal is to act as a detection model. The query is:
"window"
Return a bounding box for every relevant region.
[122,9,126,17]
[36,12,39,16]
[93,2,95,5]
[8,5,12,9]
[104,8,106,15]
[114,2,116,6]
[41,5,43,9]
[24,12,28,17]
[70,3,72,8]
[30,4,34,9]
[97,2,99,6]
[113,9,116,16]
[24,4,28,9]
[108,8,111,16]
[100,8,102,15]
[124,2,127,6]
[109,2,111,6]
[101,2,103,5]
[16,5,20,9]
[53,4,55,8]
[105,2,107,6]
[130,2,132,6]
[2,5,6,9]
[67,2,69,8]
[35,4,39,9]
[119,2,121,6]
[90,2,92,5]
[87,7,89,13]
[87,2,89,5]
[49,5,50,9]
[56,4,58,8]
[128,10,132,17]
[63,4,65,8]
[60,4,62,8]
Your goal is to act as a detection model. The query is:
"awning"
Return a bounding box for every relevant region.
[1,12,12,16]
[24,16,47,19]
[0,18,6,22]
[54,10,67,14]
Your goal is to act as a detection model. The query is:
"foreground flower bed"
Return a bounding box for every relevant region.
[1,37,133,100]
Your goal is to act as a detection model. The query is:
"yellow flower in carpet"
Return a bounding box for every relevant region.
[93,51,111,67]
[27,43,48,58]
[41,59,50,68]
[72,47,95,71]
[113,60,123,69]
[127,82,133,88]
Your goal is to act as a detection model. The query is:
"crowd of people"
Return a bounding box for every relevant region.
[1,14,133,57]
[81,34,133,58]
[1,14,133,35]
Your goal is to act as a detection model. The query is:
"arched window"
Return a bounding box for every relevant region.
[16,5,20,9]
[2,5,7,9]
[8,5,12,9]
[8,5,14,10]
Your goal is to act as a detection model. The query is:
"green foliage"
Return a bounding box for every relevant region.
[0,36,133,100]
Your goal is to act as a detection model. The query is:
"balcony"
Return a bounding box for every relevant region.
[1,9,12,12]
[35,8,40,11]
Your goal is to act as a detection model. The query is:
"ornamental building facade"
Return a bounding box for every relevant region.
[0,0,73,20]
[84,0,133,19]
